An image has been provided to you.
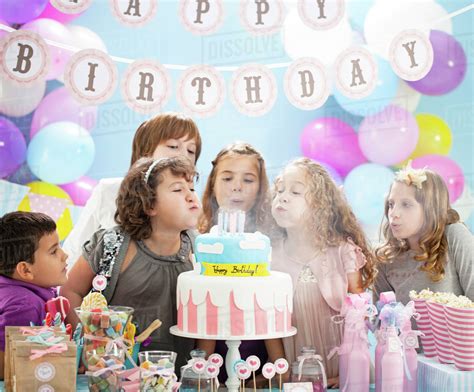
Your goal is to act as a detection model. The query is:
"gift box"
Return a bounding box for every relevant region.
[11,340,77,392]
[4,326,68,392]
[418,354,474,391]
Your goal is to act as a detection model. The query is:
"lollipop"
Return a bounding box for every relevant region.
[262,363,276,391]
[274,358,289,391]
[236,363,251,392]
[81,292,108,311]
[246,355,261,392]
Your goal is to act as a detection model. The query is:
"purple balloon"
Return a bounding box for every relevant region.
[31,87,98,138]
[312,160,343,185]
[37,3,84,24]
[301,117,367,177]
[358,105,419,165]
[408,30,467,96]
[0,0,48,24]
[60,176,98,206]
[412,155,464,203]
[0,116,27,178]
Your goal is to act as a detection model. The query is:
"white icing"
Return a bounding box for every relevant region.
[196,242,224,255]
[239,238,267,250]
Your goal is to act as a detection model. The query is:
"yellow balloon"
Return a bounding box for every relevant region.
[395,113,452,168]
[18,181,73,241]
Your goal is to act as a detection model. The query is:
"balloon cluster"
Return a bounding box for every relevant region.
[292,2,469,226]
[0,1,107,239]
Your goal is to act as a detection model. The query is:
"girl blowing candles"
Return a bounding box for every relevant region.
[271,158,376,388]
[62,157,201,371]
[375,162,473,304]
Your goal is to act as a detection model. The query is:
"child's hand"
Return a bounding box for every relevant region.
[327,376,339,389]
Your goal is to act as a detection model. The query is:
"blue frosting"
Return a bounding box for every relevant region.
[194,232,271,265]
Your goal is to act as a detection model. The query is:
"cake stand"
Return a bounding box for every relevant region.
[170,326,297,392]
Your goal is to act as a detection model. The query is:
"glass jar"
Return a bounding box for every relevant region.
[180,349,212,392]
[290,347,327,392]
[139,351,178,392]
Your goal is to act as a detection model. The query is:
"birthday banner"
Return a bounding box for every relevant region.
[0,0,452,118]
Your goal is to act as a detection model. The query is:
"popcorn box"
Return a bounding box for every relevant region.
[445,305,474,371]
[427,301,453,364]
[414,299,437,358]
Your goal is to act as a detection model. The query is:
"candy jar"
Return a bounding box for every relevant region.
[290,347,327,392]
[180,349,211,392]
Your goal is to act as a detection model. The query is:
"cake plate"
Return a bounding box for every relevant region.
[170,326,297,392]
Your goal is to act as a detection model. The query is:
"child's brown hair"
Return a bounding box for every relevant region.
[130,112,202,166]
[116,156,198,240]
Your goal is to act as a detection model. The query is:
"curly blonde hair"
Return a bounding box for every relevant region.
[274,158,377,289]
[115,156,197,240]
[198,142,273,234]
[375,170,460,282]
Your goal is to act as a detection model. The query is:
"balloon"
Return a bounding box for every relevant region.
[397,113,452,167]
[0,20,9,40]
[0,77,46,117]
[364,0,452,59]
[344,163,395,225]
[0,117,27,178]
[56,25,107,83]
[358,105,419,165]
[20,18,73,81]
[347,0,374,29]
[60,176,98,206]
[282,8,353,66]
[0,0,48,24]
[391,80,421,113]
[30,87,98,138]
[301,117,367,177]
[312,160,343,185]
[452,185,474,222]
[412,155,465,203]
[18,181,73,240]
[333,54,399,117]
[407,30,467,96]
[27,121,95,184]
[37,2,84,24]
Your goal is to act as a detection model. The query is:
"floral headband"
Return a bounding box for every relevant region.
[395,160,427,190]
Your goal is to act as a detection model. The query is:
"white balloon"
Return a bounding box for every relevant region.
[282,8,353,66]
[364,0,452,59]
[57,25,108,83]
[453,185,474,222]
[392,80,422,113]
[0,77,46,117]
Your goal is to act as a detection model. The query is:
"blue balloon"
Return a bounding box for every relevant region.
[27,121,95,184]
[333,55,399,118]
[347,0,375,30]
[343,163,394,225]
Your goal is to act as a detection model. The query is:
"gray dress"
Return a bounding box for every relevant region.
[82,228,196,372]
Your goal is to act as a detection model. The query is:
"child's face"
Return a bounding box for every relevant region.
[213,155,260,213]
[27,231,68,288]
[149,169,201,231]
[152,136,197,164]
[272,165,309,229]
[387,181,424,247]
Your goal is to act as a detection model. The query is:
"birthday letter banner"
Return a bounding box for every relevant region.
[0,28,434,117]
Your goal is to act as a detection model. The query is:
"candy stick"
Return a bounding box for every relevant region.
[253,372,256,392]
[53,312,61,327]
[44,312,52,327]
[65,324,72,339]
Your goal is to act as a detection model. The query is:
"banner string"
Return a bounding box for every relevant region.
[0,3,472,71]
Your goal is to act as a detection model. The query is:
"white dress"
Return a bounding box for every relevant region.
[62,177,122,269]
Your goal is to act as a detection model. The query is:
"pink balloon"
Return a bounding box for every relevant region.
[412,155,465,203]
[37,2,84,24]
[31,87,98,138]
[20,18,73,80]
[301,117,367,177]
[60,176,98,206]
[358,105,419,165]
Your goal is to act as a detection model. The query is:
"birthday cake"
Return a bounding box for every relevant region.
[176,211,294,338]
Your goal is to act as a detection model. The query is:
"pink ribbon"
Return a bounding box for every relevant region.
[30,343,68,360]
[20,326,54,336]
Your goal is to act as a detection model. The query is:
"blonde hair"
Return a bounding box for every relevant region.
[274,158,377,289]
[198,142,273,234]
[376,170,460,282]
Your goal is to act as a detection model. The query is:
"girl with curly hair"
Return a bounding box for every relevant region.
[374,163,473,305]
[271,158,377,387]
[62,156,201,372]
